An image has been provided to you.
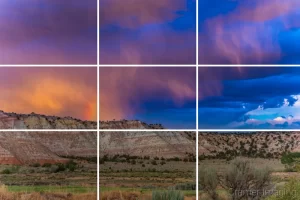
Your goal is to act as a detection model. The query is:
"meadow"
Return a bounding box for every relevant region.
[100,157,196,200]
[0,158,97,200]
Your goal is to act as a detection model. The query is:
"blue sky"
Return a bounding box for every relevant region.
[199,68,300,129]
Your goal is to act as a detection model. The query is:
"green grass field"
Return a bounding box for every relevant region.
[7,185,97,194]
[100,186,196,196]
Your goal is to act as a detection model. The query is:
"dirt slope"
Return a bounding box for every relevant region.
[199,132,300,158]
[0,132,97,165]
[100,131,196,158]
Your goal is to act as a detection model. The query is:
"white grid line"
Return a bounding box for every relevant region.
[0,129,298,132]
[4,0,299,199]
[99,129,197,132]
[0,129,97,132]
[99,64,196,67]
[97,0,100,199]
[196,0,199,199]
[0,65,97,67]
[198,65,300,67]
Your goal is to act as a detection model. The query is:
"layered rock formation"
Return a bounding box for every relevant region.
[100,131,195,158]
[100,120,164,129]
[199,132,300,159]
[0,111,96,129]
[0,132,97,165]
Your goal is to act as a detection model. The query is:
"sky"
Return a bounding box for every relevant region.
[199,0,300,64]
[0,0,96,64]
[199,67,300,129]
[100,0,196,64]
[0,68,97,121]
[100,67,196,129]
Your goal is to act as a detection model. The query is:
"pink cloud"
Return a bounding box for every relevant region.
[100,0,186,28]
[199,0,300,64]
[100,67,196,121]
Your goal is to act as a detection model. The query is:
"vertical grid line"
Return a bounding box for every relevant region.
[196,0,199,199]
[97,0,100,199]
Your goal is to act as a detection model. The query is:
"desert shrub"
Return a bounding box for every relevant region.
[199,155,205,161]
[99,159,105,164]
[131,160,136,165]
[65,160,77,172]
[281,152,300,172]
[49,165,59,173]
[284,165,296,172]
[148,168,156,172]
[152,190,184,200]
[199,168,218,200]
[1,166,20,175]
[175,183,196,191]
[151,160,157,165]
[144,156,150,160]
[295,164,300,172]
[281,152,300,165]
[42,163,52,168]
[54,163,66,173]
[63,155,97,163]
[10,166,20,173]
[266,179,300,200]
[87,157,97,163]
[30,163,41,167]
[220,158,273,200]
[1,169,11,174]
[168,157,181,162]
[160,161,166,165]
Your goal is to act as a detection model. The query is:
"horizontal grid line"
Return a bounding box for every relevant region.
[0,65,97,67]
[0,129,97,132]
[0,129,298,132]
[197,129,300,132]
[99,64,197,67]
[0,64,298,67]
[99,129,197,132]
[198,64,300,67]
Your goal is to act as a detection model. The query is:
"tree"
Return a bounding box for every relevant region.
[199,168,218,200]
[220,158,273,200]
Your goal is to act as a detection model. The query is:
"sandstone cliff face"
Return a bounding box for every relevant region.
[0,132,97,165]
[100,120,164,129]
[199,132,300,158]
[0,111,96,129]
[100,131,195,158]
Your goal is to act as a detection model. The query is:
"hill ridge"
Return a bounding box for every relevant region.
[0,110,96,129]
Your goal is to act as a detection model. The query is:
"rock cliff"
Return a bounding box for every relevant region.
[100,120,164,129]
[0,111,96,129]
[0,132,97,165]
[100,131,195,158]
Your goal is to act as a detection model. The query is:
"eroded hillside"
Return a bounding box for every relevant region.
[100,131,196,159]
[199,132,300,159]
[0,132,97,165]
[0,111,96,129]
[100,120,164,129]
